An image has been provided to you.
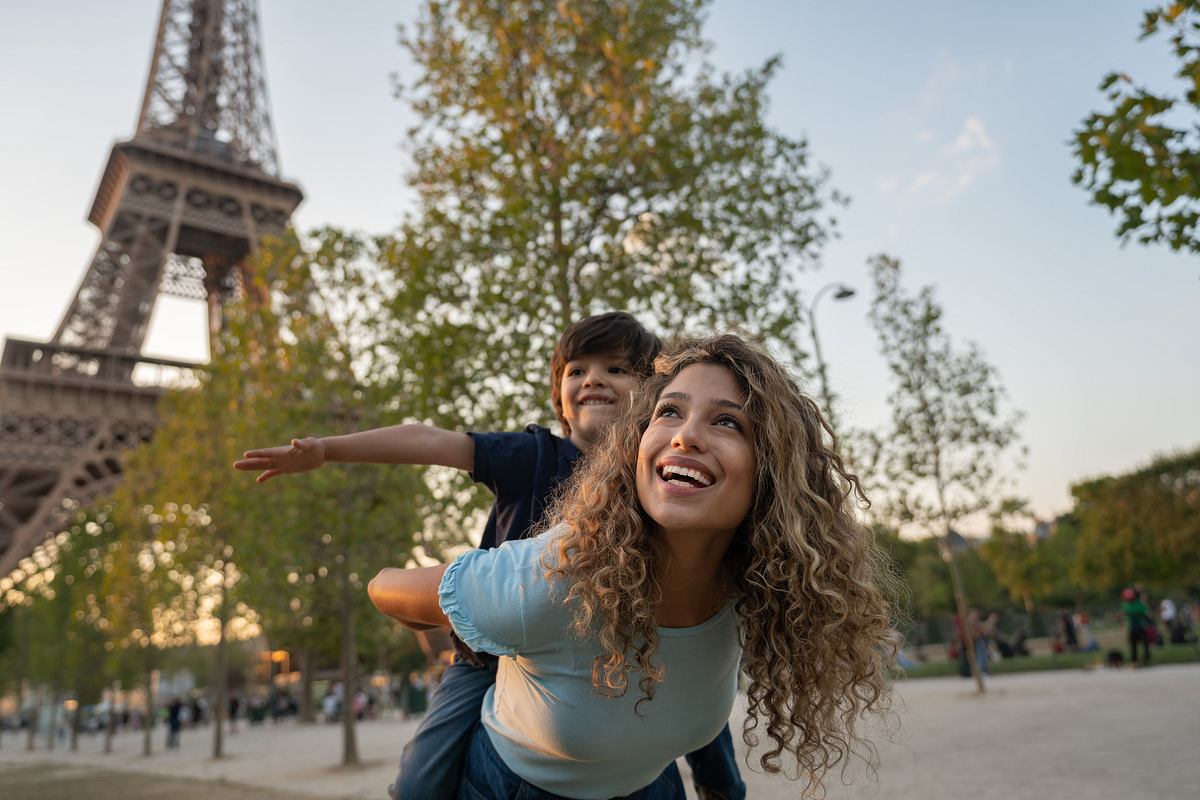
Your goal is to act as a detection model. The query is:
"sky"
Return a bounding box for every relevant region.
[1,1,1197,525]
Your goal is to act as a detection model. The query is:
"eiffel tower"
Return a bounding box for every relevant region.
[0,0,303,577]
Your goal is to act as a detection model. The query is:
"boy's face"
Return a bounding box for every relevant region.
[559,351,639,449]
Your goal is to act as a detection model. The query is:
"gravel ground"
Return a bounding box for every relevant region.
[2,662,1197,799]
[0,761,300,800]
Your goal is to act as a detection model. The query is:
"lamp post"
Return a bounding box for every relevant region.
[806,282,856,432]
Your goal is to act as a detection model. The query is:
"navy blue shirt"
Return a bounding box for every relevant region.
[455,425,581,664]
[469,424,582,550]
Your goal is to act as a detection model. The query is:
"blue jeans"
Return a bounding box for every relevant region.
[459,723,685,800]
[392,660,500,800]
[393,659,744,800]
[975,638,990,674]
[684,724,745,800]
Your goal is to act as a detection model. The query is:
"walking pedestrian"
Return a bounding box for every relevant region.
[1122,587,1153,666]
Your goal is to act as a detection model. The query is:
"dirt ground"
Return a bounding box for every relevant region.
[0,761,300,800]
[2,662,1197,800]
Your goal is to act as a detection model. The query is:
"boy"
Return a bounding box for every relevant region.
[234,311,744,799]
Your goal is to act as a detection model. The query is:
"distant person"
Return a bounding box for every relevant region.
[993,620,1030,659]
[190,695,204,727]
[966,608,992,675]
[950,613,971,676]
[405,671,428,719]
[1122,587,1153,666]
[322,688,339,723]
[1058,608,1079,651]
[165,697,183,749]
[228,694,240,734]
[1161,597,1188,644]
[1074,611,1099,652]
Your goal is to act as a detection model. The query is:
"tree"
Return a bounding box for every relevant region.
[388,0,841,434]
[867,255,1025,692]
[1069,445,1200,592]
[0,505,123,753]
[1073,1,1200,259]
[979,499,1053,624]
[119,229,431,766]
[102,508,198,757]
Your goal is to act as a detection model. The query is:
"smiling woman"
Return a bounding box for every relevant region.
[370,334,898,799]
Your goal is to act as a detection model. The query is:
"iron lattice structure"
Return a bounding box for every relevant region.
[0,0,303,577]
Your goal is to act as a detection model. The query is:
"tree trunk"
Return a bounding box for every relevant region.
[25,690,39,751]
[103,682,118,754]
[70,702,82,752]
[45,687,58,751]
[943,538,985,694]
[339,558,360,766]
[142,663,155,757]
[299,645,316,723]
[212,568,228,759]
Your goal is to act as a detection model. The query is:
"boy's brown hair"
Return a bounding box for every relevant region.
[549,312,661,436]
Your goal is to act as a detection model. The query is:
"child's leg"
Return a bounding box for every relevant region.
[390,659,497,800]
[683,723,745,800]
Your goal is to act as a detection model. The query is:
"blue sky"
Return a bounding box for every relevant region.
[1,1,1196,523]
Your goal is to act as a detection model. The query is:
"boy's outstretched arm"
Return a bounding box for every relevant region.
[368,565,450,631]
[233,424,474,483]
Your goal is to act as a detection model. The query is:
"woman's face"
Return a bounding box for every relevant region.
[636,363,756,539]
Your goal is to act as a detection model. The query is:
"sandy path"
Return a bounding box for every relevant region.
[2,663,1197,799]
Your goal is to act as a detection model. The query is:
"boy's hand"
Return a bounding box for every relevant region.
[234,437,327,483]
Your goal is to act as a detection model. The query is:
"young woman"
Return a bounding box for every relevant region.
[369,334,896,799]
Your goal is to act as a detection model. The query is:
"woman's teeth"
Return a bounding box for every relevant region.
[659,464,714,487]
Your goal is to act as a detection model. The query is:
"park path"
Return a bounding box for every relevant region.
[2,663,1197,800]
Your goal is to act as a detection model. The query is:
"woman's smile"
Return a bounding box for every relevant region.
[636,363,755,537]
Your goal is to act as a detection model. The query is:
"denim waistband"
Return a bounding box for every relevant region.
[461,724,684,800]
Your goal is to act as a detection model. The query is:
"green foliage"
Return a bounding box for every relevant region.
[0,505,151,720]
[115,229,432,763]
[980,528,1047,611]
[387,0,840,433]
[865,255,1026,534]
[1073,1,1200,257]
[977,500,1064,613]
[1069,445,1200,591]
[872,525,1009,620]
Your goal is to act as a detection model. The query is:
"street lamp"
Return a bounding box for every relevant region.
[806,282,856,431]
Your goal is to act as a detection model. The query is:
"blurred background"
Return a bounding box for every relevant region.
[0,1,1196,798]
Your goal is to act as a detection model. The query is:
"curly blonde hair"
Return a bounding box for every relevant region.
[543,333,897,793]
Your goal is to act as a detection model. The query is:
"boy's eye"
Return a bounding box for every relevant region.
[567,368,584,377]
[608,365,627,374]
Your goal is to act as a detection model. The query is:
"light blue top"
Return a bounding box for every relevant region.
[438,525,742,799]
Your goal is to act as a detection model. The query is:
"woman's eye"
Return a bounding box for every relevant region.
[653,403,679,419]
[715,415,743,430]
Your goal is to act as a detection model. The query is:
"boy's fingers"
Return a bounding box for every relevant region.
[242,447,288,458]
[257,470,281,483]
[235,458,272,470]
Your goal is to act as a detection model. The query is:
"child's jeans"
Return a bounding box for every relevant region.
[391,657,745,800]
[391,659,499,800]
[683,725,746,800]
[458,723,684,799]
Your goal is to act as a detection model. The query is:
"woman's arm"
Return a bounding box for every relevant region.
[367,565,451,630]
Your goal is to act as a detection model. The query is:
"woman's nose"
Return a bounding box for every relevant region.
[671,418,707,452]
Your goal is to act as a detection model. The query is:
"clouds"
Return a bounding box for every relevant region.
[876,54,1007,206]
[914,116,1000,202]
